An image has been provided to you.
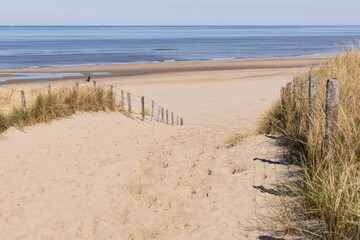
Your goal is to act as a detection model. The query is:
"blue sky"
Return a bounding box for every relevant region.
[1,0,360,25]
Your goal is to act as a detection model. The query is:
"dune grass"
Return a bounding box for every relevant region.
[0,85,120,134]
[259,46,360,239]
[225,131,253,148]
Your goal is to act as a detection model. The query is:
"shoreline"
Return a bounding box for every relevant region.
[0,53,332,71]
[0,55,331,85]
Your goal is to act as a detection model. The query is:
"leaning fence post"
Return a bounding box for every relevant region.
[166,110,169,124]
[324,78,339,161]
[47,84,51,95]
[141,96,145,121]
[308,75,318,142]
[171,112,174,125]
[177,116,179,125]
[127,92,131,113]
[161,108,164,122]
[180,118,183,126]
[93,81,97,98]
[21,90,27,116]
[151,100,154,121]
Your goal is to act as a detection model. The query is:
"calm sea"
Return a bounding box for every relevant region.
[1,25,360,69]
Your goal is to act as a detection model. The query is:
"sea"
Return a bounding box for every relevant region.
[1,25,360,69]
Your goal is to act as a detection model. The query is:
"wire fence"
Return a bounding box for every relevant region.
[0,80,184,126]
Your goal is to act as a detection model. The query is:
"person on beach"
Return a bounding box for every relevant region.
[87,76,91,82]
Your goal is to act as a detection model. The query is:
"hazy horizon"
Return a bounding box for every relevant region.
[2,24,360,26]
[2,0,360,26]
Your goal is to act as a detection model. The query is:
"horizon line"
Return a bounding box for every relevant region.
[1,24,360,27]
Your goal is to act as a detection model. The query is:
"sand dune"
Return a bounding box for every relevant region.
[0,57,315,239]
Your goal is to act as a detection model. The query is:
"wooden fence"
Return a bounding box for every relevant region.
[0,81,184,126]
[281,75,359,161]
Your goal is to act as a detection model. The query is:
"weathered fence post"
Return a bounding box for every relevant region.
[286,82,292,102]
[93,81,97,98]
[47,84,51,95]
[293,77,299,104]
[157,106,161,121]
[110,85,113,95]
[20,90,27,116]
[161,108,164,122]
[75,83,79,105]
[280,87,285,106]
[120,90,125,109]
[166,110,169,124]
[180,118,183,126]
[141,96,145,121]
[151,100,154,121]
[171,112,174,125]
[177,116,179,125]
[127,92,131,113]
[324,78,339,161]
[308,75,318,142]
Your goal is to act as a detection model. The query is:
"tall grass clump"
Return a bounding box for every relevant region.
[259,46,360,239]
[0,85,119,134]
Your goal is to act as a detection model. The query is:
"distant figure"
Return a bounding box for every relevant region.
[87,76,91,82]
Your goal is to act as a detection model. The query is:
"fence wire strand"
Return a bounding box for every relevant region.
[331,119,360,155]
[336,93,360,116]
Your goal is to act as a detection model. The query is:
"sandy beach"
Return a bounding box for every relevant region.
[1,55,329,129]
[0,56,324,239]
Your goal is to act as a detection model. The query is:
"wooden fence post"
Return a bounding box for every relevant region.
[47,84,51,95]
[127,92,131,113]
[141,96,145,121]
[110,85,113,95]
[286,82,291,102]
[20,90,27,116]
[151,100,154,121]
[157,106,161,121]
[293,77,299,104]
[121,90,125,110]
[177,115,179,125]
[324,78,339,161]
[75,83,79,105]
[171,112,174,125]
[161,108,164,122]
[93,81,97,99]
[166,110,169,124]
[180,118,183,126]
[280,87,285,106]
[308,75,318,142]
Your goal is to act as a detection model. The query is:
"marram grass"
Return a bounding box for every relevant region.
[259,46,360,239]
[0,85,120,134]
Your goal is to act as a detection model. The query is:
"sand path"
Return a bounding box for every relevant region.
[0,113,297,239]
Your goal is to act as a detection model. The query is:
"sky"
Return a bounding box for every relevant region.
[1,0,360,25]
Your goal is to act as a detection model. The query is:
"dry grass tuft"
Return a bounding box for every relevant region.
[225,131,253,148]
